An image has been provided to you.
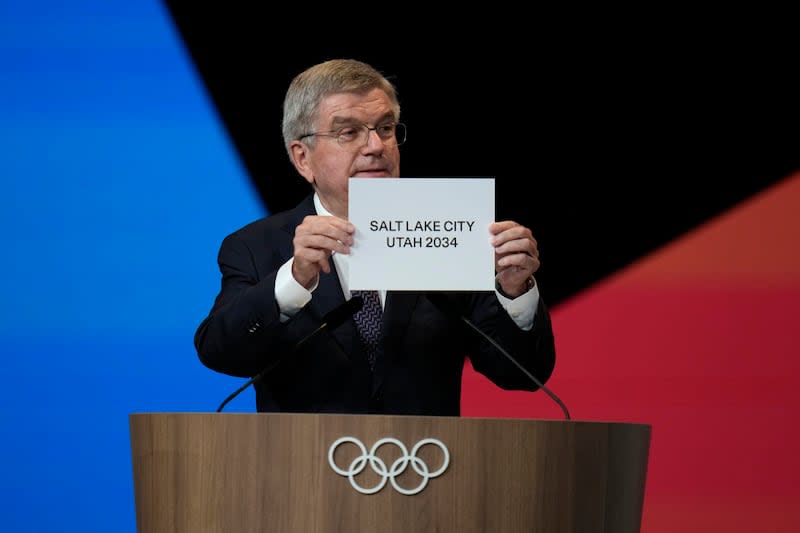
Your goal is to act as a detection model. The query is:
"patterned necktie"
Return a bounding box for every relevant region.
[351,290,382,371]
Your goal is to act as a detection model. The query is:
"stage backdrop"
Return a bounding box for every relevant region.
[1,2,798,532]
[0,2,264,531]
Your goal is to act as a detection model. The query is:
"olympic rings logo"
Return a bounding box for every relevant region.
[327,436,450,495]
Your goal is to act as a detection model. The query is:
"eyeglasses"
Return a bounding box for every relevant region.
[298,122,407,149]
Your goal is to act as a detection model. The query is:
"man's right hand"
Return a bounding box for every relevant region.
[292,215,354,289]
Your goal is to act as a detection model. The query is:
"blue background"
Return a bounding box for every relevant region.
[1,1,265,530]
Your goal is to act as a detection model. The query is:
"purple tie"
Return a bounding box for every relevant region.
[351,290,382,370]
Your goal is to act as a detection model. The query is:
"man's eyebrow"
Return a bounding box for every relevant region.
[329,113,395,127]
[329,116,359,127]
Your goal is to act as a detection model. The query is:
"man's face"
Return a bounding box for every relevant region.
[290,88,401,219]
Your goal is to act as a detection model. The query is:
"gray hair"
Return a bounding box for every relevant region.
[281,59,400,156]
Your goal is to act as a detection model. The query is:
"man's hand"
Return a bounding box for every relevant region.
[489,221,540,298]
[292,215,354,289]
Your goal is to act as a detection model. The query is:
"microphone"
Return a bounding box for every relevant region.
[215,296,364,412]
[427,293,571,420]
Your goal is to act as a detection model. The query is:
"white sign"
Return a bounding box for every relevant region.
[348,177,495,291]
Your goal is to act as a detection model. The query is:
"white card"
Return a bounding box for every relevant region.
[348,177,495,291]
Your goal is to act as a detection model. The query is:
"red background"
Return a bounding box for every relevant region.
[463,173,800,532]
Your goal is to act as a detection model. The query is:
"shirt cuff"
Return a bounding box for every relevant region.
[275,258,316,322]
[494,279,539,331]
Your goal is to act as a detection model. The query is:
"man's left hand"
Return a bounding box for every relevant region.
[489,221,540,298]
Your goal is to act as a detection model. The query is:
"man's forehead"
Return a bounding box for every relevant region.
[317,89,393,121]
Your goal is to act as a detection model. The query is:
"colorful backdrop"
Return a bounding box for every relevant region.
[1,2,798,531]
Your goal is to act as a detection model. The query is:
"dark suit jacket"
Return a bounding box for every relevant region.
[195,194,556,415]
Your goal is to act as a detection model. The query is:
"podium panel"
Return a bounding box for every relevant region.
[129,413,650,532]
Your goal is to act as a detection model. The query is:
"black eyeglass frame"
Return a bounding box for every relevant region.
[297,122,407,147]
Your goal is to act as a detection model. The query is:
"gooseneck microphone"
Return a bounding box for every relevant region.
[216,296,364,412]
[427,293,571,420]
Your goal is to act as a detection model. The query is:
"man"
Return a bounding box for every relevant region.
[195,58,556,415]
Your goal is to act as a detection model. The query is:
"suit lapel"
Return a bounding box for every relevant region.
[372,291,420,395]
[314,264,361,365]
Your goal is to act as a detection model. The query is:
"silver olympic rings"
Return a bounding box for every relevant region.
[327,436,450,495]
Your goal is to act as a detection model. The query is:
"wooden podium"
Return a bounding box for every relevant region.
[129,413,650,532]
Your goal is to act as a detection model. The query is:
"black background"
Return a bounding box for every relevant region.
[164,5,799,305]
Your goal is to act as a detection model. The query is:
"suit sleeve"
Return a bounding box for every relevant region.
[463,292,557,392]
[193,232,324,377]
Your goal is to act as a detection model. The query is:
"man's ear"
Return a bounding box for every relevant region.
[289,140,315,186]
